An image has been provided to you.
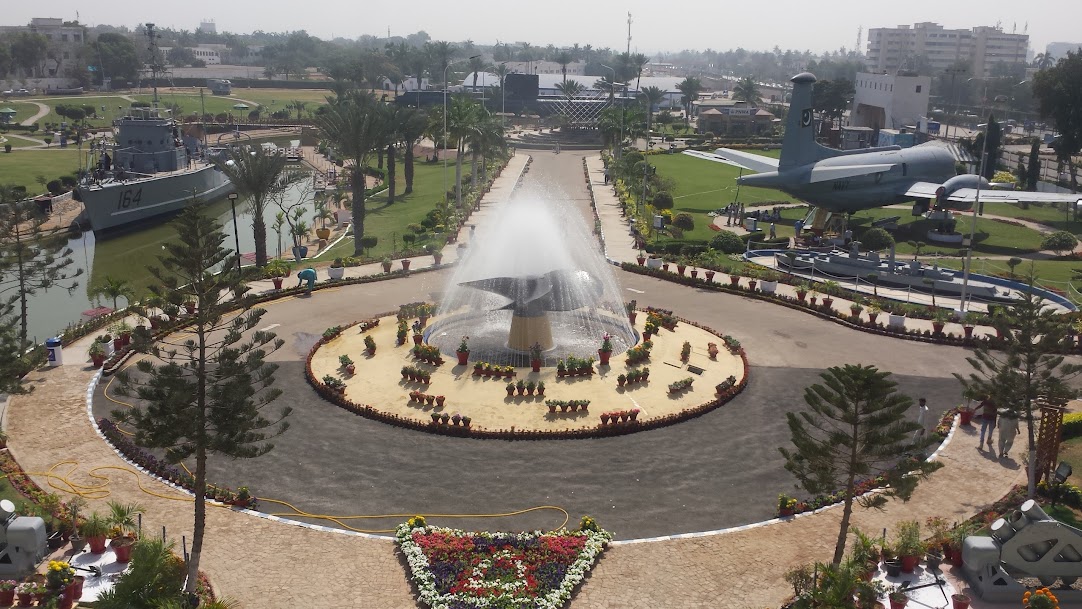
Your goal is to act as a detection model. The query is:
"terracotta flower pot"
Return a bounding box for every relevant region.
[951,594,970,609]
[637,256,646,266]
[705,270,715,281]
[964,326,974,338]
[598,350,611,365]
[401,259,411,271]
[900,554,919,573]
[457,351,469,366]
[531,359,541,372]
[748,280,757,291]
[0,589,14,606]
[932,322,945,334]
[690,269,698,279]
[729,276,741,286]
[676,265,686,276]
[87,534,107,554]
[382,262,392,273]
[272,277,284,290]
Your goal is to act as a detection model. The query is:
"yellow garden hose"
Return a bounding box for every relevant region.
[84,354,572,534]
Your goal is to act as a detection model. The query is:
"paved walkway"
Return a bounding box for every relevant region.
[2,150,1039,608]
[20,101,49,126]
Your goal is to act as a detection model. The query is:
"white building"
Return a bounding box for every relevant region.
[160,44,225,66]
[459,72,684,107]
[866,22,1028,77]
[382,76,430,92]
[0,17,86,78]
[850,72,931,130]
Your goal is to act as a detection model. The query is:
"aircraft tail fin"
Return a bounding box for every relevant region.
[779,72,840,170]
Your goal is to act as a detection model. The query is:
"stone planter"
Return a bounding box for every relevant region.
[759,280,777,294]
[327,266,345,280]
[888,314,906,329]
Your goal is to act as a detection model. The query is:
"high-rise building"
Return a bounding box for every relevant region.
[866,22,1028,78]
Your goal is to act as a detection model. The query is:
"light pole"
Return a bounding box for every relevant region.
[600,64,623,158]
[227,191,241,271]
[958,123,989,313]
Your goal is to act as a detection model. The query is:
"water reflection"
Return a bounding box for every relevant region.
[24,180,317,344]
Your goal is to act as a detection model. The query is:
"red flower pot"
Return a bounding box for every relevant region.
[690,269,698,279]
[960,409,973,425]
[637,256,646,266]
[822,297,834,308]
[600,414,610,424]
[662,263,669,272]
[628,311,637,324]
[184,302,196,314]
[87,534,107,554]
[508,388,516,397]
[677,265,686,276]
[598,350,611,366]
[457,351,469,366]
[900,554,919,573]
[549,404,557,413]
[729,276,741,286]
[952,594,971,609]
[0,589,14,606]
[401,259,411,271]
[748,280,757,291]
[932,322,945,334]
[705,270,715,281]
[17,591,31,607]
[531,359,541,372]
[890,598,908,609]
[516,387,524,395]
[964,326,974,338]
[413,335,423,345]
[91,354,105,368]
[796,292,807,302]
[868,313,878,324]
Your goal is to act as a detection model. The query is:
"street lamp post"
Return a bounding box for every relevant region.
[958,123,989,313]
[227,192,241,271]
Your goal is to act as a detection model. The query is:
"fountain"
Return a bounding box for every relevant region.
[426,194,635,366]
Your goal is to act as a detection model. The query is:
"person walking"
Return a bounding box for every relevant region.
[913,398,929,443]
[997,409,1020,459]
[977,397,997,449]
[769,223,777,239]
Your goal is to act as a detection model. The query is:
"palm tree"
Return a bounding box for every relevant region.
[631,52,650,93]
[427,41,456,87]
[313,92,389,256]
[92,276,135,310]
[555,80,584,99]
[445,95,483,210]
[639,85,666,139]
[291,100,307,121]
[399,108,428,194]
[733,76,762,106]
[676,77,703,120]
[555,51,574,83]
[214,149,306,266]
[468,55,487,91]
[1033,52,1055,71]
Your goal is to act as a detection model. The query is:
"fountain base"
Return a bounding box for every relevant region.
[508,313,553,351]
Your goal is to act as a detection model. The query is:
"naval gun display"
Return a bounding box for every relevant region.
[0,499,47,579]
[963,499,1082,602]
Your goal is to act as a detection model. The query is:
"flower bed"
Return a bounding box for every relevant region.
[623,341,652,365]
[396,516,611,609]
[620,263,1049,351]
[413,344,445,366]
[304,313,751,440]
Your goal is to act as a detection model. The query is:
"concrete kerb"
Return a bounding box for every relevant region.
[612,413,961,546]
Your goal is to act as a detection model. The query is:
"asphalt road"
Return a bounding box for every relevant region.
[94,152,980,540]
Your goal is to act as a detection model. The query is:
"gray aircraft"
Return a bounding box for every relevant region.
[684,72,1081,214]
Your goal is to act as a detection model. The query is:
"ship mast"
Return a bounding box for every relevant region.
[144,23,163,108]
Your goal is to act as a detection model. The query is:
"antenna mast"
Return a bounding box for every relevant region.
[144,23,163,107]
[627,12,632,55]
[855,26,863,56]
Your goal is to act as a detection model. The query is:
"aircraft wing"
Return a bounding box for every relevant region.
[681,149,779,174]
[943,189,1082,205]
[808,164,896,184]
[898,182,945,199]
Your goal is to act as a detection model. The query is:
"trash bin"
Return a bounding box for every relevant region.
[45,337,63,367]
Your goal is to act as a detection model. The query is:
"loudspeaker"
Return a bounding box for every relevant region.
[505,74,539,100]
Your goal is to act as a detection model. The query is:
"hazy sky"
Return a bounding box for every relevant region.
[9,0,1082,56]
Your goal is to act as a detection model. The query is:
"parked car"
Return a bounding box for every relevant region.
[15,89,30,96]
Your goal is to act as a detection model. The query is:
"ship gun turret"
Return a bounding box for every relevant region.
[963,499,1082,601]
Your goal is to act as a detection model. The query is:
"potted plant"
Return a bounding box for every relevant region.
[850,298,865,320]
[707,342,719,359]
[951,593,971,609]
[80,512,110,554]
[795,282,809,302]
[598,333,613,366]
[381,257,392,273]
[626,300,638,324]
[777,493,797,517]
[291,219,310,260]
[962,311,978,339]
[106,501,143,563]
[537,381,545,396]
[759,270,779,294]
[328,257,345,280]
[429,245,444,265]
[401,258,412,271]
[617,373,627,387]
[89,341,106,368]
[556,359,566,377]
[529,342,543,372]
[364,334,376,355]
[111,321,132,347]
[515,379,525,395]
[340,354,355,374]
[894,520,923,573]
[932,309,950,334]
[636,251,646,266]
[820,281,839,308]
[456,336,470,366]
[16,582,33,607]
[265,259,290,289]
[889,587,909,609]
[867,301,883,324]
[0,581,15,606]
[526,380,536,395]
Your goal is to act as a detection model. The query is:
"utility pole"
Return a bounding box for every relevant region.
[627,13,632,56]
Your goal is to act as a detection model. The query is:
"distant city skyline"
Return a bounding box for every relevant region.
[5,0,1080,58]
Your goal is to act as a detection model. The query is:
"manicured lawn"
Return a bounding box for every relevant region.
[0,134,44,148]
[131,93,251,118]
[322,158,461,261]
[841,207,1046,257]
[982,201,1081,235]
[932,257,1079,287]
[0,100,41,124]
[649,152,792,243]
[0,148,83,193]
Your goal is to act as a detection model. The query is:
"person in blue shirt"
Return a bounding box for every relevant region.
[297,268,317,295]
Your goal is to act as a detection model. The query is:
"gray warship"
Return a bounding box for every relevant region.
[74,24,231,234]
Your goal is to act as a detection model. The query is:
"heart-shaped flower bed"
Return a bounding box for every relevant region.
[396,518,611,608]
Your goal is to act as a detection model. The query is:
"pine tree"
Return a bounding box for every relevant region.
[955,278,1081,498]
[0,184,83,354]
[113,205,290,593]
[780,364,941,565]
